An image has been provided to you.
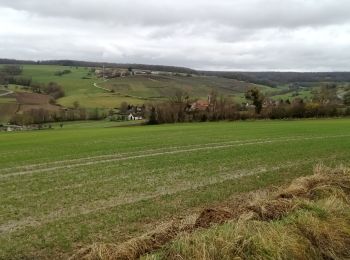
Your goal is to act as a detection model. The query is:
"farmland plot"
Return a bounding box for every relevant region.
[1,119,350,259]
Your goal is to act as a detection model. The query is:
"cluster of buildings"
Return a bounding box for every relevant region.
[0,124,52,132]
[109,105,145,121]
[95,68,132,78]
[95,67,193,79]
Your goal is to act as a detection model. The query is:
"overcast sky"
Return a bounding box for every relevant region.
[1,0,350,71]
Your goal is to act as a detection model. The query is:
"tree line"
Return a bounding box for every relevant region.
[146,87,350,124]
[10,107,108,125]
[0,59,197,75]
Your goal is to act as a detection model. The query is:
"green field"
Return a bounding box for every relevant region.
[1,65,273,111]
[270,89,313,100]
[99,75,266,101]
[20,65,100,96]
[1,119,350,259]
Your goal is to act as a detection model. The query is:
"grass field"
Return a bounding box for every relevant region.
[99,75,266,101]
[1,119,350,259]
[270,89,314,101]
[20,65,100,96]
[3,65,273,110]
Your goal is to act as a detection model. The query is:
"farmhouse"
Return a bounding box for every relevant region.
[3,125,24,132]
[190,100,210,111]
[128,113,143,121]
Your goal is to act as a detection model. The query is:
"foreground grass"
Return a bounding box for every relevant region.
[0,119,350,259]
[143,165,350,260]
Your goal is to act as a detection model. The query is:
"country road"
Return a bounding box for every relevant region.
[93,80,111,92]
[0,89,14,97]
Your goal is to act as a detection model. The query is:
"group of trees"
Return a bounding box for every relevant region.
[30,82,65,99]
[54,69,71,76]
[119,102,146,114]
[10,107,108,125]
[0,65,32,86]
[148,90,240,124]
[146,87,350,125]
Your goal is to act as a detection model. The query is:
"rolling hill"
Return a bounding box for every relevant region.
[0,61,349,123]
[0,64,269,123]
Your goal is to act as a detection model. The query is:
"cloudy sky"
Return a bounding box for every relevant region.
[1,0,350,71]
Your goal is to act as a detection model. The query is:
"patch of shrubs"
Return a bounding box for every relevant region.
[54,70,71,76]
[30,82,65,99]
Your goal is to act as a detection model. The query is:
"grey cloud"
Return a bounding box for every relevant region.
[2,0,350,28]
[0,0,350,71]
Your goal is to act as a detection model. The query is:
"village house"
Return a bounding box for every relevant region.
[189,95,213,112]
[95,68,129,79]
[1,125,24,132]
[128,113,143,121]
[190,100,210,111]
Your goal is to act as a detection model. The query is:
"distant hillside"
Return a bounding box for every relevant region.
[0,64,267,123]
[202,71,350,87]
[0,59,198,75]
[3,59,350,86]
[1,62,349,124]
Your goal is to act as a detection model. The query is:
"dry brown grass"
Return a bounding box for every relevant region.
[70,218,196,260]
[71,164,350,260]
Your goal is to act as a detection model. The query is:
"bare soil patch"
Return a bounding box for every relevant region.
[16,92,52,105]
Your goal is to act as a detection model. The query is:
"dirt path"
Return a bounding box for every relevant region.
[0,89,14,97]
[93,80,111,92]
[1,134,349,179]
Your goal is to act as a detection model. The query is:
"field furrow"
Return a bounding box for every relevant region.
[1,134,349,179]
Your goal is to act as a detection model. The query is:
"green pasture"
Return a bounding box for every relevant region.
[16,65,273,109]
[2,65,350,111]
[21,65,99,96]
[270,89,313,101]
[1,119,350,259]
[99,75,264,100]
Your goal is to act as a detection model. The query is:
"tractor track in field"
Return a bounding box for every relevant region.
[0,159,319,234]
[1,134,349,179]
[0,136,292,174]
[2,134,345,174]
